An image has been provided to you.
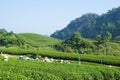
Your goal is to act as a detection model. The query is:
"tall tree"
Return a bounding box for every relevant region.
[105,31,112,42]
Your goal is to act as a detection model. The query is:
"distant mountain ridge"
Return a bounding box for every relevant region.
[51,6,120,40]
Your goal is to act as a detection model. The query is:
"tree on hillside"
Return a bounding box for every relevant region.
[95,31,112,55]
[54,32,95,54]
[0,29,25,47]
[96,31,112,45]
[105,31,112,42]
[96,34,104,45]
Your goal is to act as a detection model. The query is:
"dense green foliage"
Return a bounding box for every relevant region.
[0,29,25,47]
[1,47,120,66]
[54,32,94,53]
[18,33,61,47]
[0,56,120,80]
[51,6,120,40]
[54,32,113,54]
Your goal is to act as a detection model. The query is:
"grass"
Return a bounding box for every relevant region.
[17,33,61,47]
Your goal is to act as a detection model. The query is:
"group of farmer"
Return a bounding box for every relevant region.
[1,55,104,65]
[77,57,105,64]
[1,51,105,64]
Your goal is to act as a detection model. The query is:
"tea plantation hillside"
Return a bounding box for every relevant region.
[0,56,120,80]
[1,46,120,66]
[17,33,61,47]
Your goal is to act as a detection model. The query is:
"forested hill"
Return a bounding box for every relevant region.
[0,28,25,47]
[51,6,120,40]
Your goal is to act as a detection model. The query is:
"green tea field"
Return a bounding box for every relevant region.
[0,56,120,80]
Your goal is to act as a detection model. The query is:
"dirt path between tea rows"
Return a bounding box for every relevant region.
[0,53,19,58]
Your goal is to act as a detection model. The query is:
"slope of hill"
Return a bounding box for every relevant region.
[51,6,120,40]
[17,33,61,47]
[0,28,25,47]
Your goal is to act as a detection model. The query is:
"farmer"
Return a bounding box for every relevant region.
[19,55,24,60]
[78,57,81,64]
[4,55,9,61]
[60,59,64,63]
[26,56,30,60]
[100,57,104,64]
[1,51,3,54]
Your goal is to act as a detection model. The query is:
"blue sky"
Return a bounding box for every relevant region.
[0,0,120,36]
